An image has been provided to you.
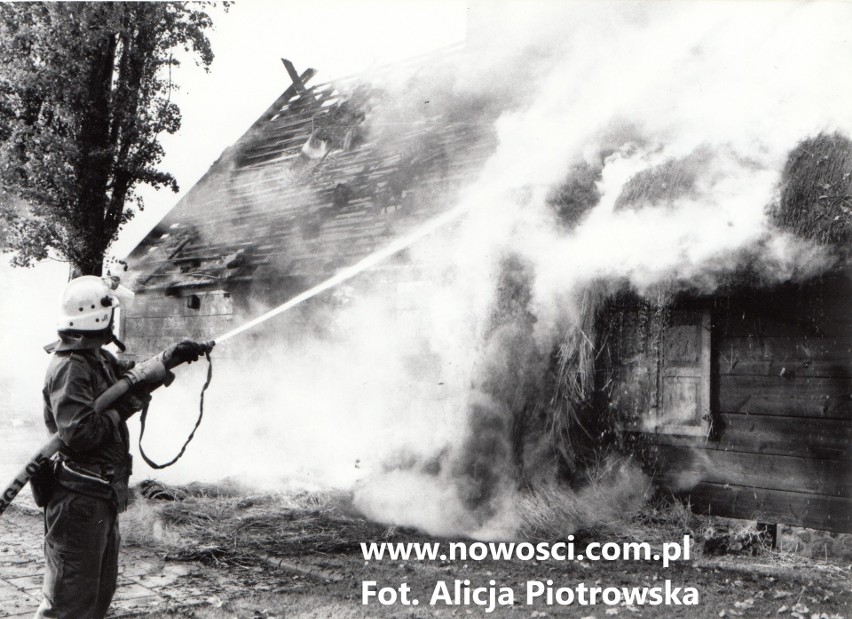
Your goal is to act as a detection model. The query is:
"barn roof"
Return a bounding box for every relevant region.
[770,132,852,247]
[124,52,499,297]
[613,134,852,252]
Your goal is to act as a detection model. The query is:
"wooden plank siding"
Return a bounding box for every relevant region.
[716,336,852,378]
[713,413,850,459]
[718,375,851,419]
[650,443,850,498]
[606,269,851,532]
[686,483,852,533]
[642,415,851,460]
[698,275,852,531]
[120,290,235,359]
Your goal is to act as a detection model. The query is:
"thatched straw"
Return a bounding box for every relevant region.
[544,283,609,471]
[546,160,602,228]
[770,131,852,247]
[614,147,714,211]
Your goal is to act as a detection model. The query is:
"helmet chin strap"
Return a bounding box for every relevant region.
[106,314,126,352]
[111,334,126,353]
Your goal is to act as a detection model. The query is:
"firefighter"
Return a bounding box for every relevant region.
[35,276,208,619]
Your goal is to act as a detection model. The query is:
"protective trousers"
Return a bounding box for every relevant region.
[34,486,119,619]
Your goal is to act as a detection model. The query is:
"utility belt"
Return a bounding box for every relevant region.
[60,461,114,485]
[30,455,132,508]
[53,456,133,505]
[58,456,132,484]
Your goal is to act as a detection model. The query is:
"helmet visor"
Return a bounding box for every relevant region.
[102,276,135,310]
[112,284,135,310]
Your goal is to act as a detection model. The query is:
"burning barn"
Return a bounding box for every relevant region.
[121,54,851,537]
[121,55,500,358]
[591,133,852,534]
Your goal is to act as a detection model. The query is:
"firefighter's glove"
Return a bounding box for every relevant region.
[170,340,213,365]
[115,392,152,420]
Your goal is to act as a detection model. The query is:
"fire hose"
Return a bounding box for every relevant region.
[0,341,214,516]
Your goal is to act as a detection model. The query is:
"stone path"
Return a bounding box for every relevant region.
[0,498,241,618]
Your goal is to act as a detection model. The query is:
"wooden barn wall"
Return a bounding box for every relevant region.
[600,267,851,532]
[121,257,434,361]
[120,290,235,360]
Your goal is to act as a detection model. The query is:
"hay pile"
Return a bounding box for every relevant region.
[123,483,415,567]
[770,131,852,248]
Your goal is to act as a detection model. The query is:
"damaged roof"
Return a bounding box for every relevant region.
[125,52,499,297]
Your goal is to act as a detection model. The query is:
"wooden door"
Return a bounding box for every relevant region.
[652,309,712,435]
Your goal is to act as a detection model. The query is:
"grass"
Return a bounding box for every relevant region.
[516,455,651,542]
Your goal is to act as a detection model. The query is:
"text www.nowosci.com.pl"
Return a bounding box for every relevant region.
[361,536,690,567]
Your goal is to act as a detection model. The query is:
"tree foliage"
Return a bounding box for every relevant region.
[0,2,217,275]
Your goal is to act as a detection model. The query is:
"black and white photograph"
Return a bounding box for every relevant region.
[0,1,849,617]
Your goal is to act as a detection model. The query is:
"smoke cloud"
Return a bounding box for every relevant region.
[123,0,852,539]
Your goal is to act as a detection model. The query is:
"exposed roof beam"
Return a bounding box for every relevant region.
[281,58,309,95]
[253,62,317,128]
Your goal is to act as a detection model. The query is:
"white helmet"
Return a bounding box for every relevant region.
[57,276,135,333]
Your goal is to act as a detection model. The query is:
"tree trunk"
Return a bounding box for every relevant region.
[74,24,118,277]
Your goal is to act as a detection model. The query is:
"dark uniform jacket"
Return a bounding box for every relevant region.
[43,334,134,511]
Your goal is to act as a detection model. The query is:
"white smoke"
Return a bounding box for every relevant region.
[350,0,850,536]
[128,0,850,539]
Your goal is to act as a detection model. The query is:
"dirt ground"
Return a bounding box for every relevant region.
[141,548,850,619]
[135,545,852,619]
[2,489,849,619]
